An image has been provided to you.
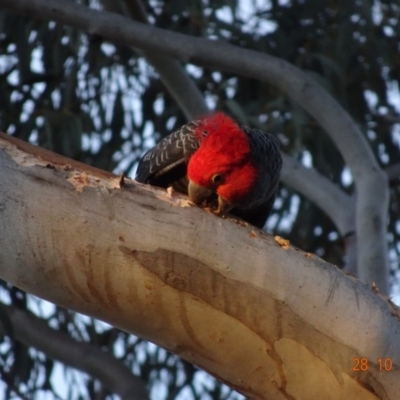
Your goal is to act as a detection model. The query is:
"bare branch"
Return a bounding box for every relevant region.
[0,303,148,400]
[280,154,354,236]
[0,131,399,399]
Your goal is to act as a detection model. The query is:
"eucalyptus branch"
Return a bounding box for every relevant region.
[0,132,398,399]
[280,154,354,236]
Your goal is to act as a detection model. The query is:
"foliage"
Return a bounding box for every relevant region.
[0,0,399,398]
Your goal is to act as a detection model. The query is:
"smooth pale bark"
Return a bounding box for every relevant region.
[0,133,399,399]
[0,0,389,292]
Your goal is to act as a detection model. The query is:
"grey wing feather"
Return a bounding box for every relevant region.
[135,122,200,185]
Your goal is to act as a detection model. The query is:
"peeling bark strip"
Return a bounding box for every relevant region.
[0,133,399,399]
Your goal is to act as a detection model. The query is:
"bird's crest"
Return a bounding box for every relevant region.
[193,112,251,158]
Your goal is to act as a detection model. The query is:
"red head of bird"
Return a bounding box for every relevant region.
[187,112,258,214]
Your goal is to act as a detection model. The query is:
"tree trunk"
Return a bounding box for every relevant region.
[0,132,398,399]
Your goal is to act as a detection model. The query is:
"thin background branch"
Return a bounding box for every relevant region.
[0,304,148,400]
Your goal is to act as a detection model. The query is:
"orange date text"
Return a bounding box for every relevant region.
[352,357,393,371]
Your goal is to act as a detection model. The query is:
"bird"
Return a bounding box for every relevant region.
[135,112,282,228]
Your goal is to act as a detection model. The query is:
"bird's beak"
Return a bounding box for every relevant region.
[188,181,213,206]
[216,196,233,215]
[188,180,233,216]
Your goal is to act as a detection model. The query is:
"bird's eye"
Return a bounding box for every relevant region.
[211,174,223,184]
